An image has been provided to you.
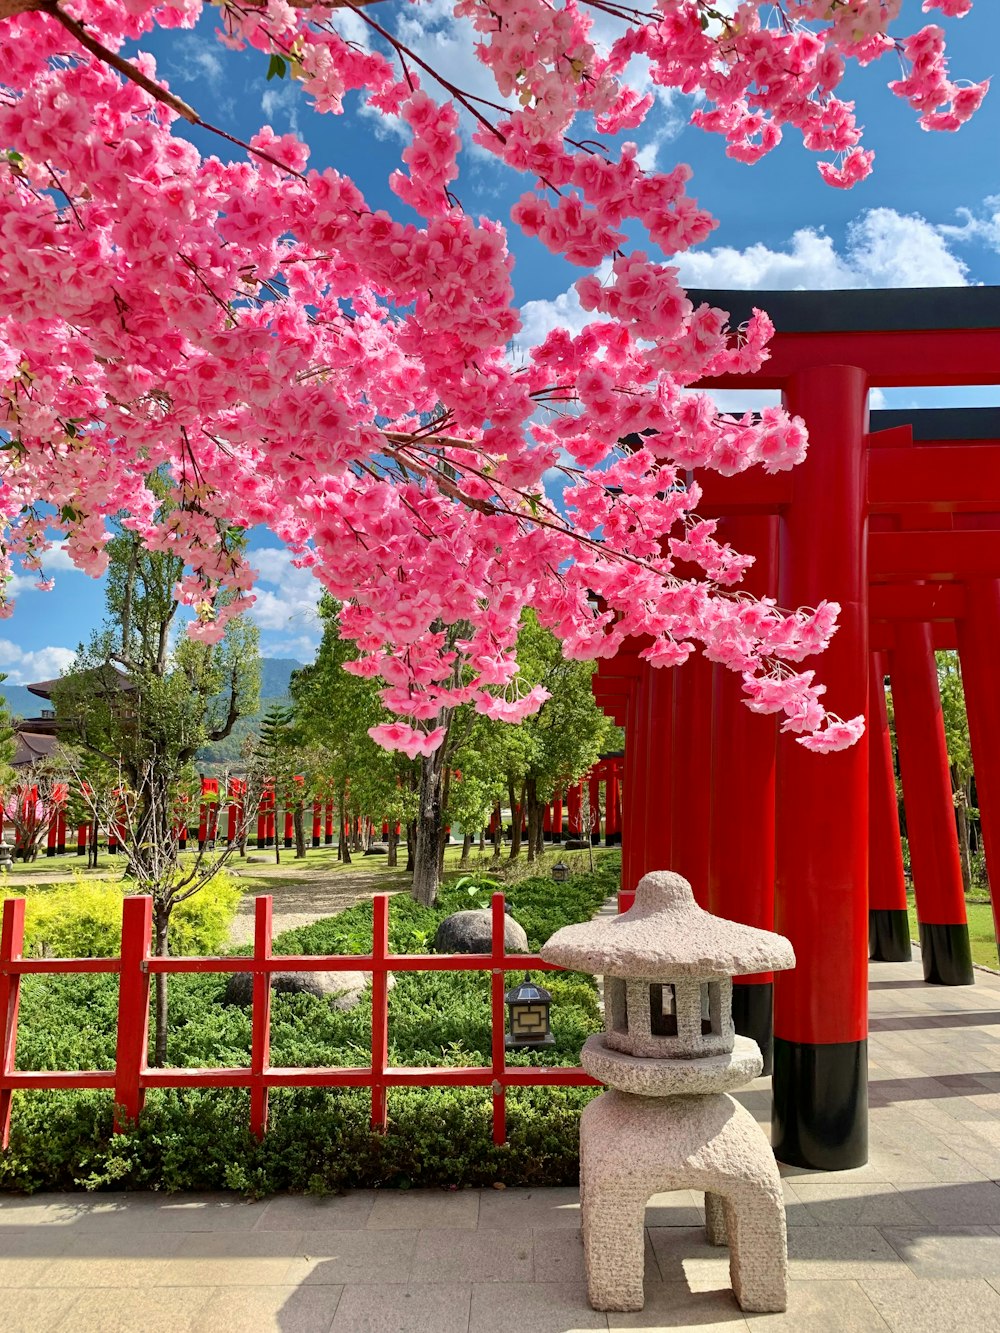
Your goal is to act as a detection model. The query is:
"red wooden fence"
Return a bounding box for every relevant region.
[0,892,599,1150]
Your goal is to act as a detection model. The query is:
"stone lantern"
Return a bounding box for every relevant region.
[542,870,795,1315]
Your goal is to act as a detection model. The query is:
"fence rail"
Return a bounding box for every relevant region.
[0,891,599,1150]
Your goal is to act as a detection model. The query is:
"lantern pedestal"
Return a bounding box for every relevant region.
[580,1090,786,1314]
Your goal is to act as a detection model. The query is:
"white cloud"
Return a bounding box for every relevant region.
[673,209,969,290]
[514,208,972,356]
[261,80,301,136]
[0,641,76,686]
[939,195,1000,253]
[248,547,321,641]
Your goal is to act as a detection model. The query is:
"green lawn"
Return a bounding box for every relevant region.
[906,893,998,970]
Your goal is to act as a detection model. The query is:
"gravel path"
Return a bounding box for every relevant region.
[227,866,408,947]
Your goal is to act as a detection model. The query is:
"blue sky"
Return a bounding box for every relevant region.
[4,0,999,686]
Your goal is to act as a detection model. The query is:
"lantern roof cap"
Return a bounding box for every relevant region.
[541,871,795,980]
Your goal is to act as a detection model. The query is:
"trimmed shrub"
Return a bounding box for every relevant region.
[0,869,243,960]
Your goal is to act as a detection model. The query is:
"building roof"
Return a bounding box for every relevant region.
[13,730,59,768]
[27,665,134,701]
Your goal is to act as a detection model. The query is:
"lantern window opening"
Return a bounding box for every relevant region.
[649,983,678,1037]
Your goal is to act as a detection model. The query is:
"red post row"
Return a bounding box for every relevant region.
[670,652,714,905]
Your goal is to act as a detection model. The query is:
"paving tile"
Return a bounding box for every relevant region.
[60,1191,261,1233]
[469,1279,607,1332]
[192,1284,343,1333]
[0,1224,76,1258]
[477,1186,580,1232]
[254,1191,375,1231]
[0,1197,99,1229]
[879,1225,1000,1279]
[646,1190,705,1228]
[286,1228,417,1285]
[532,1224,587,1281]
[411,1227,533,1283]
[55,1285,215,1332]
[605,1279,749,1329]
[742,1279,890,1331]
[860,1277,1000,1332]
[901,1180,1000,1226]
[367,1187,479,1231]
[788,1183,925,1227]
[331,1282,471,1333]
[785,1226,911,1280]
[647,1226,731,1291]
[0,1286,81,1333]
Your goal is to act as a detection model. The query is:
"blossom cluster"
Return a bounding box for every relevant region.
[0,0,983,754]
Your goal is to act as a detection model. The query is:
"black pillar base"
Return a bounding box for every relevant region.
[312,835,320,848]
[869,909,912,962]
[605,832,622,846]
[772,1037,868,1170]
[732,982,774,1076]
[919,921,974,985]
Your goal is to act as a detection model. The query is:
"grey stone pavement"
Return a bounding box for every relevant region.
[3,949,1000,1332]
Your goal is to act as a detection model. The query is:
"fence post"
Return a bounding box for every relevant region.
[370,894,389,1131]
[114,895,152,1132]
[250,896,273,1139]
[1,898,26,1149]
[491,892,508,1146]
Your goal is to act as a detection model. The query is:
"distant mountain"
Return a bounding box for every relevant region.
[259,657,303,699]
[0,683,42,721]
[0,657,306,724]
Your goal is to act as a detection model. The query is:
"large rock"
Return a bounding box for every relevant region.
[221,969,392,1011]
[433,909,529,955]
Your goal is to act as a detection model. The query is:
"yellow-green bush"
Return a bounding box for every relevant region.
[0,869,243,958]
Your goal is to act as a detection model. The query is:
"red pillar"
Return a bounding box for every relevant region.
[620,673,645,902]
[890,621,972,984]
[642,667,673,880]
[324,800,334,844]
[567,782,583,836]
[551,788,563,843]
[708,514,779,1071]
[957,580,1000,960]
[868,650,911,962]
[670,653,714,905]
[312,802,322,848]
[773,364,869,1170]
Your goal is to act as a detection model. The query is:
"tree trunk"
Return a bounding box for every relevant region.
[478,827,486,855]
[338,791,351,864]
[412,750,445,907]
[508,780,524,860]
[956,780,972,897]
[387,823,398,868]
[89,816,99,869]
[491,803,503,862]
[405,819,416,873]
[526,777,541,864]
[294,802,306,859]
[152,906,170,1067]
[460,832,473,867]
[535,817,545,860]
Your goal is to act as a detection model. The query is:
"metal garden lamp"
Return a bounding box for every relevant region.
[551,859,571,884]
[504,973,555,1050]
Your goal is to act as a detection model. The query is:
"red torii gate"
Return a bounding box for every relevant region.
[595,287,1000,1172]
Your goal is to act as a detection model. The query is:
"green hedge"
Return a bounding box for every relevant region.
[0,854,620,1194]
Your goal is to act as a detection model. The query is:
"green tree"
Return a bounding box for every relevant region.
[52,491,261,1063]
[292,597,418,871]
[253,703,301,863]
[938,651,979,894]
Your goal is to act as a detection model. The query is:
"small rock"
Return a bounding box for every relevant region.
[433,909,528,955]
[363,844,389,856]
[221,969,393,1011]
